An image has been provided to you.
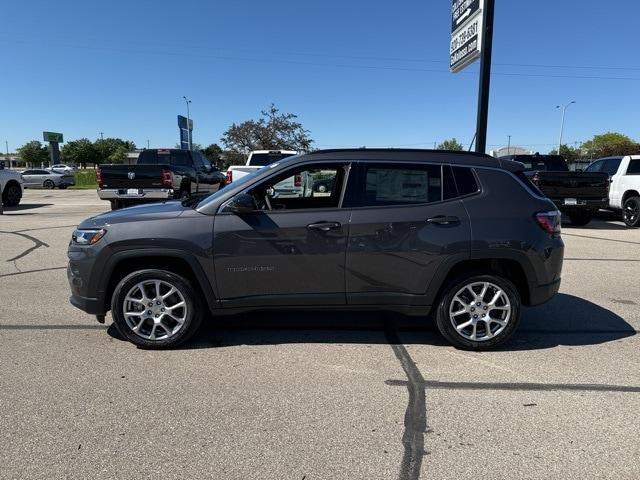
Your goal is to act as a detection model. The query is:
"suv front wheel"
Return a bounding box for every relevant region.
[111,269,203,348]
[435,274,521,350]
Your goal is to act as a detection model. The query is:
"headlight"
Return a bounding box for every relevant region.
[72,228,107,245]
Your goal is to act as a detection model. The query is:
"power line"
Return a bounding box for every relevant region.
[1,38,640,81]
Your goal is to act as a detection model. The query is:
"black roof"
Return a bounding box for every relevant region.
[298,148,523,172]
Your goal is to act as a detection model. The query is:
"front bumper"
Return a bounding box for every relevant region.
[98,188,174,200]
[69,293,103,315]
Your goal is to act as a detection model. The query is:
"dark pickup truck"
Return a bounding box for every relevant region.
[503,154,609,226]
[97,149,226,209]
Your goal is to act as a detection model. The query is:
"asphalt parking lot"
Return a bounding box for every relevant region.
[1,189,639,480]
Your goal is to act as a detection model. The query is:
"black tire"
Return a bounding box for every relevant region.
[58,184,68,190]
[43,179,55,189]
[568,211,592,226]
[435,273,521,351]
[2,182,22,207]
[622,196,640,228]
[110,200,121,210]
[111,269,203,349]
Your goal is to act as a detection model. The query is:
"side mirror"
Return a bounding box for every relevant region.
[226,193,255,214]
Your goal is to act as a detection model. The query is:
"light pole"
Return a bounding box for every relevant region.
[507,135,511,156]
[183,96,192,150]
[556,101,576,154]
[147,139,150,149]
[99,132,104,141]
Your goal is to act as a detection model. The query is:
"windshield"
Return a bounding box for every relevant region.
[249,152,296,166]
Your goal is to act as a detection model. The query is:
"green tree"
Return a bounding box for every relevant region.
[548,144,582,162]
[220,150,247,170]
[436,138,464,151]
[95,138,136,164]
[201,143,224,166]
[581,132,639,158]
[17,141,50,167]
[62,139,99,168]
[221,104,313,154]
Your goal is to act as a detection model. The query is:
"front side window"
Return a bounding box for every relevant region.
[360,163,442,207]
[584,160,603,172]
[245,163,347,211]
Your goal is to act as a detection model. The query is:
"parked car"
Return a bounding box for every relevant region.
[502,154,609,226]
[225,150,297,184]
[586,155,640,227]
[97,148,226,210]
[0,162,24,207]
[49,164,78,173]
[21,169,75,189]
[68,148,564,351]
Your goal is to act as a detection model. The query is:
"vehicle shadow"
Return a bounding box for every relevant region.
[4,203,53,211]
[106,293,636,351]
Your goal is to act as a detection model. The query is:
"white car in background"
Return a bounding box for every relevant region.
[0,163,24,207]
[49,164,77,173]
[585,155,640,227]
[225,150,297,184]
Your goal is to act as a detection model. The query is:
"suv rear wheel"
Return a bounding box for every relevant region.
[111,269,203,348]
[2,183,22,207]
[435,274,521,350]
[622,196,640,227]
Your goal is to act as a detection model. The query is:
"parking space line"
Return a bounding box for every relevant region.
[385,330,427,480]
[562,233,640,245]
[0,324,106,330]
[0,266,66,278]
[384,379,640,393]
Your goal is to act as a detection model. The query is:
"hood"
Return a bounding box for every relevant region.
[78,201,186,228]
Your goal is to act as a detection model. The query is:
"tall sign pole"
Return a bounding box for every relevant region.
[474,0,495,154]
[450,0,495,154]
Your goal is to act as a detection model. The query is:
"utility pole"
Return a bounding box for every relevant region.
[99,132,104,141]
[556,101,576,154]
[183,96,192,150]
[507,135,511,156]
[475,0,495,154]
[147,139,150,149]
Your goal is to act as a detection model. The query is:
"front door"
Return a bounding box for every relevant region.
[345,162,471,305]
[213,162,351,307]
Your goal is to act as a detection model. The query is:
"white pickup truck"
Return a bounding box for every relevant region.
[0,163,24,207]
[585,155,640,227]
[225,150,297,184]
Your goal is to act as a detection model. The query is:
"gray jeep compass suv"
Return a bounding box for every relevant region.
[68,149,563,350]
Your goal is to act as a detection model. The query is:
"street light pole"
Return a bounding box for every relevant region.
[556,101,576,154]
[507,135,511,156]
[183,96,192,150]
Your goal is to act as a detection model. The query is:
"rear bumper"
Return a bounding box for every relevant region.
[528,278,561,306]
[98,188,174,200]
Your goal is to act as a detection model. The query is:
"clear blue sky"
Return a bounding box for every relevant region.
[1,0,638,153]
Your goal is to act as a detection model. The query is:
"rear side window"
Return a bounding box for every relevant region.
[452,167,479,196]
[361,163,442,206]
[514,171,543,196]
[627,159,640,175]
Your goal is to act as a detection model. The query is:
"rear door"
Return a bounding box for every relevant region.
[213,161,351,307]
[345,161,471,306]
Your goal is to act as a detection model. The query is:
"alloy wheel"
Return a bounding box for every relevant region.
[122,279,188,341]
[623,200,639,225]
[448,281,511,342]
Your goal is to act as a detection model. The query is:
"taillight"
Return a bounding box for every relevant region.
[226,170,233,183]
[535,211,561,235]
[294,174,302,187]
[96,167,103,188]
[161,168,172,188]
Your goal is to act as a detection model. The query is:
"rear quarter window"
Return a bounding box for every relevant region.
[452,167,480,196]
[627,159,640,175]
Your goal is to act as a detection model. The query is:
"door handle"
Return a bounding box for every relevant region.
[307,221,341,231]
[426,215,460,225]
